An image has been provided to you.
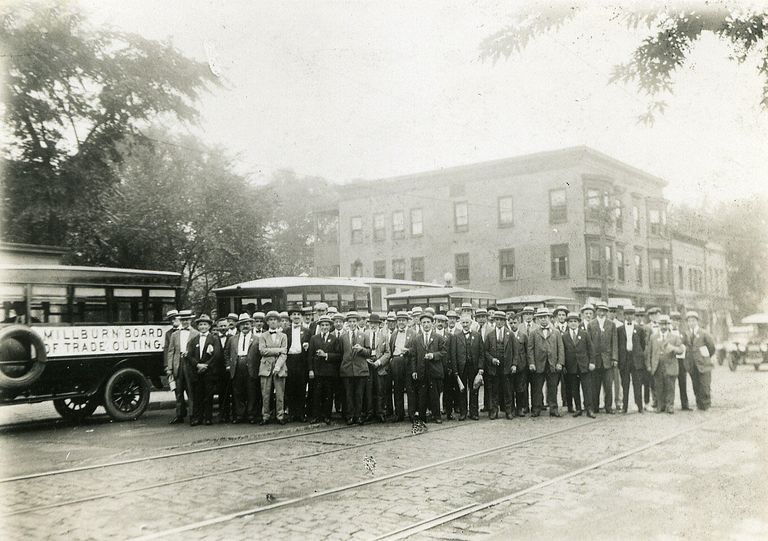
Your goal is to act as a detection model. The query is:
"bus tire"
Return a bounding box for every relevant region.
[53,397,99,422]
[0,325,47,390]
[103,368,150,421]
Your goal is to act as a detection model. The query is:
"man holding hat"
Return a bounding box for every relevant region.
[388,311,415,422]
[405,311,448,424]
[527,308,565,417]
[617,306,647,413]
[186,314,223,425]
[645,314,684,413]
[307,315,341,424]
[166,309,196,424]
[286,306,312,423]
[670,311,691,410]
[684,311,716,410]
[587,302,619,414]
[365,313,391,422]
[339,311,372,425]
[258,311,288,424]
[562,311,595,417]
[227,313,261,423]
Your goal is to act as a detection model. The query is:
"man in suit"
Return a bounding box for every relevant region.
[552,305,570,410]
[339,311,372,425]
[508,312,529,417]
[406,312,448,424]
[258,311,288,425]
[215,317,233,423]
[308,302,329,335]
[527,308,565,417]
[479,311,508,419]
[389,311,414,422]
[519,305,537,413]
[434,314,456,419]
[285,306,312,422]
[331,311,346,418]
[684,311,716,411]
[670,311,691,410]
[307,315,341,424]
[364,313,390,422]
[617,306,647,413]
[645,314,685,413]
[227,313,261,424]
[451,316,483,420]
[502,312,527,419]
[579,303,594,332]
[562,312,595,418]
[166,309,196,424]
[163,309,180,372]
[186,314,223,426]
[587,302,619,414]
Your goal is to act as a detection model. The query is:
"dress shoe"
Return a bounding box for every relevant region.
[531,410,540,418]
[434,418,443,424]
[279,419,287,425]
[231,418,241,424]
[204,419,213,426]
[515,409,525,418]
[605,409,615,415]
[357,419,365,426]
[567,407,575,414]
[573,410,583,417]
[550,410,562,418]
[324,418,331,425]
[346,419,355,426]
[666,408,674,414]
[470,415,479,421]
[377,415,386,423]
[682,406,692,411]
[219,417,230,424]
[168,417,184,425]
[458,414,467,421]
[259,419,269,425]
[249,419,258,424]
[190,420,200,426]
[489,411,498,420]
[586,410,596,418]
[505,413,512,420]
[446,414,455,421]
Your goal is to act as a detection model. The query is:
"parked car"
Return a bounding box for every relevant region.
[718,314,768,371]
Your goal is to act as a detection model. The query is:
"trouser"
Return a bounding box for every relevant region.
[313,375,336,420]
[428,377,443,420]
[653,367,676,411]
[611,365,622,409]
[691,367,712,410]
[544,367,560,412]
[365,363,379,418]
[391,356,411,420]
[305,379,315,420]
[334,378,345,415]
[623,366,645,412]
[592,366,614,412]
[443,370,457,415]
[560,371,568,409]
[376,373,392,419]
[191,373,217,422]
[502,372,525,415]
[564,372,582,411]
[260,374,285,421]
[677,359,690,409]
[172,365,189,418]
[412,378,429,420]
[580,369,594,411]
[230,357,251,421]
[458,365,478,417]
[618,361,632,411]
[531,371,546,412]
[217,371,232,420]
[286,354,307,420]
[484,373,500,415]
[343,376,366,421]
[644,369,653,405]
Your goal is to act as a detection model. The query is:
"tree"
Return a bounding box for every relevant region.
[90,132,275,309]
[480,4,768,123]
[0,1,216,246]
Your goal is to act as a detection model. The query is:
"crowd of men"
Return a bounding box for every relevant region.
[162,301,716,429]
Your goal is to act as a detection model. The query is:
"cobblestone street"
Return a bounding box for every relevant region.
[1,368,766,541]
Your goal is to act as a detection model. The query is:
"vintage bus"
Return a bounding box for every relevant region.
[384,286,496,312]
[0,265,181,421]
[214,276,441,316]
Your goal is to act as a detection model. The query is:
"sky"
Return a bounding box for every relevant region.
[84,0,768,205]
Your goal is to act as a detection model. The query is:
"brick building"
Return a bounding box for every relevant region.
[312,146,730,325]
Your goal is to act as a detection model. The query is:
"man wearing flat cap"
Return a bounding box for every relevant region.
[405,312,448,424]
[527,308,565,417]
[684,311,716,410]
[166,309,197,424]
[562,311,595,417]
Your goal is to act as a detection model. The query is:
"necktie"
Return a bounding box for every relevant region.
[571,330,576,342]
[371,331,376,350]
[240,334,246,354]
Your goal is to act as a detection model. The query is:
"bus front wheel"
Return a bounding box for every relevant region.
[103,368,150,421]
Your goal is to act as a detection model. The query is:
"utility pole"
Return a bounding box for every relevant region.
[593,189,616,303]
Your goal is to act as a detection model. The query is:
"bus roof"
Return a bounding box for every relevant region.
[350,277,441,288]
[385,286,495,300]
[213,276,370,293]
[0,265,181,286]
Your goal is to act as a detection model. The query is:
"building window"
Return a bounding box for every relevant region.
[549,189,567,224]
[498,196,514,227]
[632,205,641,234]
[410,208,423,237]
[550,244,569,279]
[454,202,468,232]
[373,260,386,279]
[449,183,465,197]
[634,252,642,285]
[499,249,515,281]
[411,257,425,282]
[351,216,363,244]
[586,188,606,220]
[587,242,613,278]
[650,256,669,286]
[373,213,385,242]
[617,249,625,282]
[392,211,405,240]
[351,260,363,277]
[606,245,614,277]
[392,259,405,280]
[648,206,666,236]
[455,253,470,283]
[614,199,623,232]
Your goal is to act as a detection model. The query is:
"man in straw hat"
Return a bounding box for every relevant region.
[307,315,341,424]
[527,308,565,417]
[684,310,716,411]
[388,311,415,422]
[406,311,448,425]
[258,311,288,425]
[166,309,196,425]
[227,313,261,424]
[186,314,223,425]
[587,301,619,414]
[645,314,684,414]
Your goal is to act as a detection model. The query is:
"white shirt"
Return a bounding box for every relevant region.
[624,323,633,352]
[393,331,407,356]
[289,325,302,354]
[541,326,549,339]
[570,329,577,343]
[179,328,190,353]
[596,316,606,332]
[238,331,252,356]
[496,328,503,342]
[198,333,208,357]
[423,331,431,344]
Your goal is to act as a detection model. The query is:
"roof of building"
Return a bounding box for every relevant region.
[350,277,441,288]
[339,146,667,196]
[496,294,576,305]
[384,286,495,300]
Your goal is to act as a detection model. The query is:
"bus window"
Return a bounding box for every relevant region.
[306,292,322,303]
[148,288,176,323]
[73,287,108,323]
[322,292,339,308]
[340,293,354,312]
[259,297,273,309]
[371,287,382,312]
[354,291,369,311]
[30,285,67,324]
[113,288,146,323]
[287,293,303,304]
[1,285,26,322]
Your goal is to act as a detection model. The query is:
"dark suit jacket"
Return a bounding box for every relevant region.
[562,326,594,373]
[186,332,223,380]
[226,331,260,378]
[587,318,619,369]
[617,324,646,370]
[526,326,565,373]
[684,328,716,373]
[406,331,447,380]
[307,332,341,377]
[449,330,483,375]
[339,327,371,377]
[285,325,312,365]
[483,326,510,376]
